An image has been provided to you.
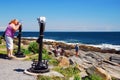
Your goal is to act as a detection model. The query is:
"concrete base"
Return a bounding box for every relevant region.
[13,56,28,60]
[24,69,64,77]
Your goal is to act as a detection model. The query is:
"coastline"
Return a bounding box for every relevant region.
[20,37,120,54]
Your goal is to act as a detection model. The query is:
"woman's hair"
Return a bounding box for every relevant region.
[9,19,19,25]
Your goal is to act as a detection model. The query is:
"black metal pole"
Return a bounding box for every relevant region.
[27,17,49,73]
[14,25,25,58]
[38,21,45,64]
[18,25,22,53]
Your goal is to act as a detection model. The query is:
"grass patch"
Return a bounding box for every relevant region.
[37,75,51,80]
[53,66,80,79]
[0,44,6,54]
[24,54,38,61]
[0,51,6,54]
[37,65,80,80]
[49,59,59,66]
[0,44,6,48]
[89,74,103,80]
[37,75,67,80]
[42,48,52,60]
[83,74,103,80]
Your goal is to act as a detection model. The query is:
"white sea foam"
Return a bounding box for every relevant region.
[88,44,120,51]
[43,39,66,43]
[22,37,38,39]
[43,39,56,42]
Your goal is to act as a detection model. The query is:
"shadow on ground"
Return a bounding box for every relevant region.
[0,53,8,59]
[14,69,25,72]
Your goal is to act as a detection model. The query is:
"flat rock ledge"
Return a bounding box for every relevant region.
[24,70,64,77]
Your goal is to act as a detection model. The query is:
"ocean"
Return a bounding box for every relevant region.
[0,32,120,51]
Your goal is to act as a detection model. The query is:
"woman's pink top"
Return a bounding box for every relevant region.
[5,25,15,38]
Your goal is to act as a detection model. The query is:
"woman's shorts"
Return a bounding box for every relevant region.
[5,35,13,49]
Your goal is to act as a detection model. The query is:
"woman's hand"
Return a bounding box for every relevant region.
[11,22,22,31]
[18,22,22,26]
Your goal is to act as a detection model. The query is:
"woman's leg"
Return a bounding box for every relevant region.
[10,49,15,57]
[5,35,14,58]
[7,48,11,57]
[7,49,14,58]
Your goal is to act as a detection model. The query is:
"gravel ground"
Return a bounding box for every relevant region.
[0,58,36,80]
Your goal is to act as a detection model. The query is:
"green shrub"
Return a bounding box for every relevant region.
[21,48,30,54]
[28,42,52,60]
[42,48,52,60]
[83,77,89,80]
[42,48,48,54]
[0,36,2,44]
[112,77,117,80]
[74,74,81,80]
[28,42,49,54]
[84,74,103,80]
[89,74,102,80]
[13,47,30,55]
[28,42,39,54]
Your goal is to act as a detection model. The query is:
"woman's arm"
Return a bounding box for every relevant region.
[10,23,21,31]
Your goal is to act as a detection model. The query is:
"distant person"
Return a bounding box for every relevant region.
[75,44,79,57]
[51,45,64,57]
[4,19,21,58]
[56,45,61,56]
[56,45,65,56]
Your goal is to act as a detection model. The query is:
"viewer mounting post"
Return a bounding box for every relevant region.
[14,24,25,57]
[27,17,49,73]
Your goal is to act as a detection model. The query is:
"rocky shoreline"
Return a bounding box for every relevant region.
[44,41,120,54]
[15,38,120,79]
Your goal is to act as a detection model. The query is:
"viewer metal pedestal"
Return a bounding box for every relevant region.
[14,25,25,58]
[27,17,49,73]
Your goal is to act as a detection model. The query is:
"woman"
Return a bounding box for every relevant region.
[5,19,21,58]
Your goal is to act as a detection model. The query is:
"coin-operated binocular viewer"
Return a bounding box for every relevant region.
[15,24,25,58]
[27,17,49,73]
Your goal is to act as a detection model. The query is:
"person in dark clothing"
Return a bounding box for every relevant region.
[75,44,79,57]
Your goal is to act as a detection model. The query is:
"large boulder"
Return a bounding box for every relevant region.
[57,56,70,67]
[109,56,120,64]
[64,50,74,57]
[86,66,112,80]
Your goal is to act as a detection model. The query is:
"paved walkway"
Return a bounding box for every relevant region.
[0,58,36,80]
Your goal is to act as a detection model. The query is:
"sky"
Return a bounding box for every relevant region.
[0,0,120,32]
